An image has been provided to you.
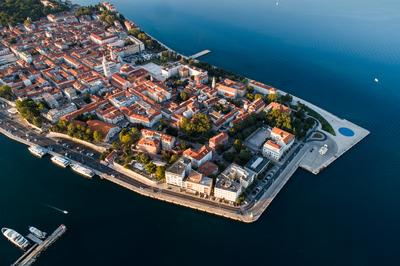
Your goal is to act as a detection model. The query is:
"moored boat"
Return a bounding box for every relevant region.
[1,228,30,250]
[71,163,95,178]
[28,145,47,158]
[29,226,47,239]
[51,155,70,168]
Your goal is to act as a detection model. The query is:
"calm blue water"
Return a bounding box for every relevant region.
[1,0,400,265]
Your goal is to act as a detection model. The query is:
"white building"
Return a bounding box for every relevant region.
[102,55,111,78]
[262,127,295,160]
[183,170,213,196]
[161,62,181,79]
[248,80,277,95]
[214,163,256,202]
[165,158,192,187]
[183,145,213,168]
[46,104,77,123]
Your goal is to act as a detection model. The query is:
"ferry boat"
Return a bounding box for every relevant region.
[71,163,95,178]
[1,228,30,250]
[51,155,70,168]
[29,226,47,239]
[28,145,47,158]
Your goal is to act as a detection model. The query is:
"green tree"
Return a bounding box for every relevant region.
[267,93,278,103]
[93,130,103,142]
[179,91,189,102]
[75,7,93,17]
[15,99,43,127]
[169,154,179,164]
[155,166,166,180]
[237,149,252,165]
[233,139,242,152]
[266,109,292,131]
[180,113,211,136]
[246,93,255,101]
[136,153,150,164]
[67,123,76,136]
[0,0,69,27]
[223,152,236,162]
[0,85,14,100]
[255,94,263,100]
[280,93,293,104]
[23,18,31,27]
[145,162,156,174]
[128,28,140,36]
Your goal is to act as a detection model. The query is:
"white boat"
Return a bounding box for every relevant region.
[28,145,47,158]
[51,155,70,168]
[71,163,95,178]
[29,226,47,239]
[1,228,30,250]
[319,144,328,155]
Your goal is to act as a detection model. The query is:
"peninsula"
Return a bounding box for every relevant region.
[0,1,369,223]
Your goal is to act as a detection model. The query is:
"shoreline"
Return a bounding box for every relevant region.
[0,113,303,223]
[0,3,370,223]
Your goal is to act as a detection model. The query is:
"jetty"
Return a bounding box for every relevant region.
[189,49,211,59]
[12,225,67,266]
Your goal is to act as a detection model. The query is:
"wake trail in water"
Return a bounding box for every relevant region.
[43,203,69,214]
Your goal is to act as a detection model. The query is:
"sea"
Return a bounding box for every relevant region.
[1,0,400,265]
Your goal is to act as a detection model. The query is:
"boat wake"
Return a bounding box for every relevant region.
[43,204,69,215]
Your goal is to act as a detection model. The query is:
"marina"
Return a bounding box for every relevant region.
[11,225,67,266]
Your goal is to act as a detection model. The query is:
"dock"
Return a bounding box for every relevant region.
[189,49,211,59]
[12,225,67,266]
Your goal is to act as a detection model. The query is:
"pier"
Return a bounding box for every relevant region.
[12,225,67,266]
[189,49,211,59]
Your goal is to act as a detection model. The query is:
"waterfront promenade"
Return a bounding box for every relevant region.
[0,87,369,223]
[0,101,305,223]
[286,92,370,174]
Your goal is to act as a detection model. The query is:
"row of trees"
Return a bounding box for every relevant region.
[297,103,334,136]
[121,151,165,181]
[52,120,103,142]
[15,99,45,127]
[128,28,163,52]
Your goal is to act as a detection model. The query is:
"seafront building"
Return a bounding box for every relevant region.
[262,127,295,160]
[214,164,256,202]
[165,158,192,187]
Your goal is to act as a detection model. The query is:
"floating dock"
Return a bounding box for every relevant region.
[12,225,67,266]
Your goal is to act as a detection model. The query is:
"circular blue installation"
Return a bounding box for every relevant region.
[338,127,355,137]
